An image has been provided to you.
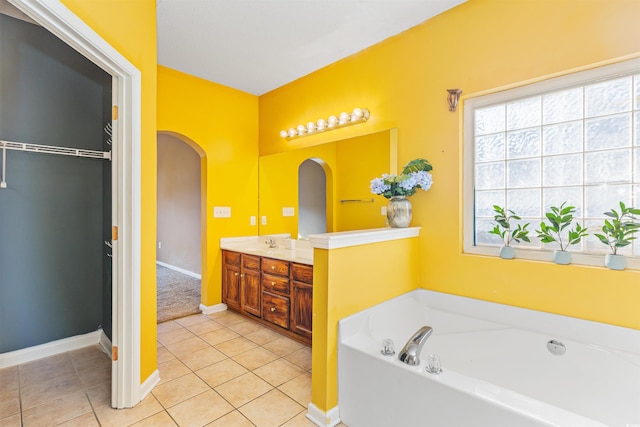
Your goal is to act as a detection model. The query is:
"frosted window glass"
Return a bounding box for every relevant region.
[635,111,640,146]
[475,218,503,245]
[507,128,540,159]
[543,87,583,124]
[585,114,632,151]
[475,105,505,135]
[507,188,541,217]
[507,159,540,188]
[543,121,582,155]
[475,190,504,217]
[543,186,583,217]
[585,76,632,118]
[543,154,583,186]
[476,162,505,190]
[635,148,640,182]
[584,184,631,218]
[475,133,505,162]
[635,75,640,110]
[506,97,541,130]
[584,149,631,184]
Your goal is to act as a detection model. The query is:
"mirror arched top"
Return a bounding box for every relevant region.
[258,128,397,237]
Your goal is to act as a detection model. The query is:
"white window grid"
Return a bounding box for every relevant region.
[463,58,640,268]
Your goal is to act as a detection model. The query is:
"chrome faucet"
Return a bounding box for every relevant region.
[399,326,433,366]
[265,238,277,248]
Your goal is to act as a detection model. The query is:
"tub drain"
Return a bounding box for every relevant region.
[547,339,566,356]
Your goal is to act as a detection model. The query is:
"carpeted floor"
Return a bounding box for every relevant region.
[156,264,201,323]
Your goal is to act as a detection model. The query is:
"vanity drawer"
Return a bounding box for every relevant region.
[223,250,241,267]
[242,254,261,270]
[262,273,290,295]
[262,292,289,329]
[262,258,289,276]
[291,263,313,285]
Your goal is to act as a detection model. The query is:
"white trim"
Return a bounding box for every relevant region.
[9,0,143,409]
[139,369,160,401]
[309,227,420,249]
[0,330,101,369]
[306,403,341,427]
[156,260,202,279]
[199,303,228,315]
[99,330,113,359]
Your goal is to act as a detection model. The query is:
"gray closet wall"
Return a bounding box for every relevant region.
[0,14,112,353]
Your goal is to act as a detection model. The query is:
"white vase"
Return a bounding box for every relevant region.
[387,196,412,228]
[553,250,571,265]
[605,253,626,270]
[499,246,515,259]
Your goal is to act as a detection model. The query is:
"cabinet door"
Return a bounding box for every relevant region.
[241,268,261,317]
[222,263,241,310]
[291,281,313,339]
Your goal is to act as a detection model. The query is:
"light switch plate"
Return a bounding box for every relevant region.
[261,216,267,225]
[282,207,295,217]
[381,206,387,215]
[213,206,231,218]
[250,216,256,226]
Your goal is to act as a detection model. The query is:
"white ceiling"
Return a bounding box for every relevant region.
[156,0,466,95]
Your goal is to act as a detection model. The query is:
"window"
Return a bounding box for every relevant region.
[464,58,640,268]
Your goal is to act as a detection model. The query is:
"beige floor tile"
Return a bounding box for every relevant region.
[278,372,311,406]
[157,320,183,334]
[179,346,227,371]
[157,327,195,346]
[206,311,247,327]
[20,372,84,410]
[77,362,111,388]
[164,336,210,358]
[94,394,164,427]
[227,319,265,335]
[152,373,210,408]
[243,328,283,345]
[253,359,304,387]
[86,381,111,409]
[261,337,304,357]
[167,389,233,426]
[283,347,312,370]
[214,337,258,357]
[0,390,20,419]
[280,411,317,427]
[233,347,279,371]
[130,410,178,426]
[157,345,176,364]
[175,313,209,327]
[69,346,109,371]
[214,372,273,407]
[19,353,76,388]
[199,328,239,346]
[239,389,304,427]
[195,359,248,388]
[0,413,21,427]
[0,368,18,393]
[57,411,100,426]
[206,410,254,427]
[185,319,225,336]
[157,358,191,385]
[21,390,92,427]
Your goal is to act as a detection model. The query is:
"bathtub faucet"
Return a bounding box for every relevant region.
[399,326,433,366]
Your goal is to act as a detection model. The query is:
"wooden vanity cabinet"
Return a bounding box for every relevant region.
[261,258,290,329]
[222,251,241,311]
[291,263,313,339]
[222,250,261,317]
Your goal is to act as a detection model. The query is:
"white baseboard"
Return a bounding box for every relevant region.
[156,260,201,279]
[306,403,341,427]
[140,369,160,400]
[0,329,102,369]
[199,303,227,315]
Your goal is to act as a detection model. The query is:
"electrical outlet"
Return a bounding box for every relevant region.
[158,241,162,249]
[213,206,231,218]
[250,216,256,226]
[282,207,295,216]
[261,216,267,225]
[381,206,387,215]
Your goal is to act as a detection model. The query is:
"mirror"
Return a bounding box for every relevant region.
[258,128,397,238]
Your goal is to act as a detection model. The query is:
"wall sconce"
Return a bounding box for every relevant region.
[279,108,370,140]
[447,89,462,112]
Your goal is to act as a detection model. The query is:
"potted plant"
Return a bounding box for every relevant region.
[370,158,433,228]
[536,202,588,265]
[488,205,531,259]
[594,202,640,270]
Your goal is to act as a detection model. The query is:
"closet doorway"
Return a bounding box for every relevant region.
[156,132,204,323]
[7,0,143,409]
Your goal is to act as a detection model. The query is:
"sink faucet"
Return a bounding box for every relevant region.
[265,238,277,248]
[399,326,433,366]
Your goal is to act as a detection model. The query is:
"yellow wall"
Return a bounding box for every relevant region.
[260,0,640,331]
[157,66,260,307]
[59,0,159,382]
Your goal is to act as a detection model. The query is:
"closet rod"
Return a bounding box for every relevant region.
[0,140,111,160]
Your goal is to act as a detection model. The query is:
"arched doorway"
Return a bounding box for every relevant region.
[298,158,328,238]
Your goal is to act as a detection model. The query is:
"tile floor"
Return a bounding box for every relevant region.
[0,310,347,427]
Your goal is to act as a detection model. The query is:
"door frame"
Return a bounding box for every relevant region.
[9,0,142,408]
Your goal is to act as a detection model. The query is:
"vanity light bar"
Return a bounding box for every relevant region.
[279,108,370,140]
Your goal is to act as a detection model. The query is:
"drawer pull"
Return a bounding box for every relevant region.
[240,274,245,278]
[234,272,238,277]
[270,307,276,312]
[271,281,276,285]
[271,265,276,270]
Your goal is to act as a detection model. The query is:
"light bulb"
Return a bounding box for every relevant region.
[316,119,326,130]
[280,130,288,138]
[297,125,306,135]
[351,108,363,121]
[338,112,350,124]
[327,115,338,127]
[288,128,297,138]
[307,121,316,132]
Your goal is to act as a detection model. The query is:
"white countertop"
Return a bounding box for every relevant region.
[220,235,314,265]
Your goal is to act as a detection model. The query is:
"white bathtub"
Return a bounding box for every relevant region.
[338,290,640,427]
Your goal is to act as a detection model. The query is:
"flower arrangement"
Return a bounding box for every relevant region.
[370,158,433,199]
